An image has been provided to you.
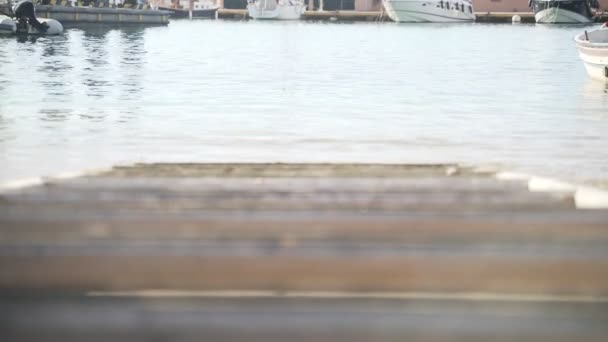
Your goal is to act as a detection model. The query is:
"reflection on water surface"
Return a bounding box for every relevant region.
[0,21,607,184]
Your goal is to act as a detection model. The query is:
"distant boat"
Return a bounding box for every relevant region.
[247,0,305,20]
[529,0,598,24]
[158,0,219,19]
[383,0,475,23]
[575,24,608,81]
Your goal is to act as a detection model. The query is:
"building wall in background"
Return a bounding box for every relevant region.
[473,0,530,12]
[474,0,608,12]
[165,0,608,12]
[355,0,382,11]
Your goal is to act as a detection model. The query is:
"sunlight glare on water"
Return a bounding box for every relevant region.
[0,20,607,184]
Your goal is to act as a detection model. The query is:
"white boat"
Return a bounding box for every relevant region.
[247,0,305,20]
[158,0,219,19]
[575,24,608,81]
[530,0,597,24]
[0,15,16,34]
[383,0,475,23]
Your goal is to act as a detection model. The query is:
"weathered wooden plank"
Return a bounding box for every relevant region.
[2,211,608,243]
[0,191,575,212]
[1,296,607,342]
[1,254,608,294]
[35,176,529,192]
[2,240,607,259]
[100,163,465,178]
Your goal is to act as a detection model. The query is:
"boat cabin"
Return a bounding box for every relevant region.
[531,0,595,16]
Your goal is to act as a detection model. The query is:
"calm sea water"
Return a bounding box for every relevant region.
[1,20,607,185]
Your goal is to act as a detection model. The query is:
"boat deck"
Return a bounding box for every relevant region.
[1,163,608,341]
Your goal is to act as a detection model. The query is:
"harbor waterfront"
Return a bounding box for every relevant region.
[1,20,608,186]
[2,8,608,342]
[2,2,608,23]
[215,9,608,22]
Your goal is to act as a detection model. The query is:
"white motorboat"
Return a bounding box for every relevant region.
[383,0,475,23]
[0,1,62,35]
[530,0,597,24]
[575,24,608,81]
[247,0,305,20]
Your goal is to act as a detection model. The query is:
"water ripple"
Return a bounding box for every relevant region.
[0,21,607,183]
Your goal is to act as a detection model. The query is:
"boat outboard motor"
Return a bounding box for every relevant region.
[12,1,48,34]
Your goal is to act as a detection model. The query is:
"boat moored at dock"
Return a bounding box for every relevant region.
[0,14,15,33]
[530,0,597,24]
[247,0,305,20]
[0,1,63,35]
[383,0,475,23]
[575,24,608,81]
[158,0,219,19]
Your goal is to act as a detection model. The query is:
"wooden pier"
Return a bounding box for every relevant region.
[1,163,607,341]
[35,5,170,25]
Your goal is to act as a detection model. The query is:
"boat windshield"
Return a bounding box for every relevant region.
[256,0,278,9]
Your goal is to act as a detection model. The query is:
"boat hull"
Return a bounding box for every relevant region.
[535,8,592,23]
[0,15,16,35]
[575,30,608,81]
[580,60,608,80]
[383,0,475,23]
[157,6,218,19]
[247,3,305,20]
[0,15,62,35]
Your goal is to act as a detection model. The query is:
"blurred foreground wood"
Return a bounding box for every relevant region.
[1,163,607,341]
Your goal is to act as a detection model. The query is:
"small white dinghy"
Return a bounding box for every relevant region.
[0,1,62,36]
[575,23,608,81]
[0,15,16,35]
[247,0,306,20]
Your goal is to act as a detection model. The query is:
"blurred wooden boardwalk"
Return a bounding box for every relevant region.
[1,163,607,341]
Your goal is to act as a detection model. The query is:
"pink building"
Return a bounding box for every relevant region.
[346,0,608,12]
[474,0,608,12]
[473,0,530,12]
[217,0,608,12]
[355,0,382,11]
